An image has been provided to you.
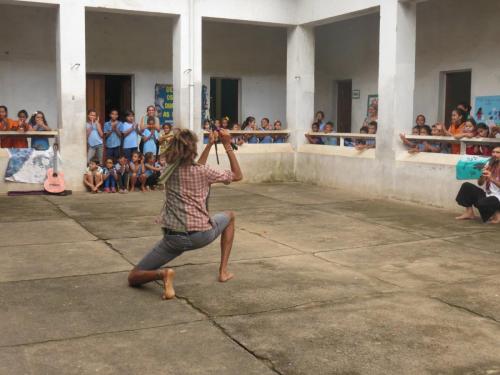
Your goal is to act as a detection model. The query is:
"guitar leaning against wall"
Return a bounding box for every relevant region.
[44,143,66,194]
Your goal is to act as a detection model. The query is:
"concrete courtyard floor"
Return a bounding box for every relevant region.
[0,182,499,374]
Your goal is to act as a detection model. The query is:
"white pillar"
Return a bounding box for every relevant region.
[172,14,190,130]
[376,0,417,160]
[286,25,315,149]
[56,2,87,191]
[192,10,203,134]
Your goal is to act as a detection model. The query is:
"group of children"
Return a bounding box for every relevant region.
[400,111,499,155]
[85,106,172,193]
[306,118,378,151]
[0,106,51,150]
[202,116,287,144]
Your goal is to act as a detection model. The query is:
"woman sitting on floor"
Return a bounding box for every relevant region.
[455,146,500,224]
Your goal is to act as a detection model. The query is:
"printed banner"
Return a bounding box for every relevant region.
[155,84,174,124]
[5,148,58,184]
[456,155,490,180]
[474,96,500,125]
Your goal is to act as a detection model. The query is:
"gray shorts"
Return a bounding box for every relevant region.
[136,212,231,270]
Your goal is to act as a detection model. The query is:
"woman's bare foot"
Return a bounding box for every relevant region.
[218,269,234,283]
[487,213,500,224]
[162,268,176,300]
[455,212,477,220]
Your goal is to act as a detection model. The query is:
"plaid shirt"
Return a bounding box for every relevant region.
[159,164,234,231]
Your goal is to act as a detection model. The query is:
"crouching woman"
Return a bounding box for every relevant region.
[128,128,243,299]
[456,146,500,224]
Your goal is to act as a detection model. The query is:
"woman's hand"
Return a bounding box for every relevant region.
[219,129,232,146]
[208,131,218,145]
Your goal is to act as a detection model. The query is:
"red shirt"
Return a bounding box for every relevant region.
[0,119,28,148]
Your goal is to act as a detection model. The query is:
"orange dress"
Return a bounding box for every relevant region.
[448,122,465,154]
[0,119,28,148]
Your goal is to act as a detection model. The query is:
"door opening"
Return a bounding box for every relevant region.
[336,80,352,133]
[444,70,471,127]
[86,74,132,121]
[210,77,239,124]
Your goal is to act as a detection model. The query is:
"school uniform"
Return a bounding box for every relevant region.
[119,122,138,161]
[87,122,103,163]
[142,129,159,155]
[115,162,130,190]
[103,121,122,160]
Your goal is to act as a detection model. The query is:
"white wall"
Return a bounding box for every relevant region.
[0,4,58,125]
[85,11,173,116]
[202,21,287,125]
[314,13,379,131]
[414,0,500,126]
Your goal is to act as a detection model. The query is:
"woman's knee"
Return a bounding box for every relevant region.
[128,268,139,286]
[225,211,235,221]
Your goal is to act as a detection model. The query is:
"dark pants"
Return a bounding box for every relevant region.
[456,182,500,222]
[146,173,159,188]
[123,147,136,162]
[117,172,129,190]
[106,146,121,161]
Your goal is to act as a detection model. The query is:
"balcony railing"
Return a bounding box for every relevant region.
[405,135,500,154]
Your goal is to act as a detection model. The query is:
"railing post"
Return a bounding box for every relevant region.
[460,141,466,155]
[339,136,344,148]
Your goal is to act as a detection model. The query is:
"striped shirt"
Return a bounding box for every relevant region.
[159,164,234,231]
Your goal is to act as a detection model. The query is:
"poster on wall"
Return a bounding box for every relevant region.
[474,96,500,125]
[4,148,57,184]
[367,94,378,116]
[155,84,174,124]
[202,84,209,121]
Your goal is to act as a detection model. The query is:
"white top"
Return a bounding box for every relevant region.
[486,179,500,200]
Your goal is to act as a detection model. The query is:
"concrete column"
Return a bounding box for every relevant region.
[172,14,190,129]
[376,0,417,160]
[192,8,203,134]
[286,25,315,149]
[56,2,87,191]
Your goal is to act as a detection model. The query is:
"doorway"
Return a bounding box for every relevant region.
[210,77,240,123]
[336,80,352,133]
[86,74,132,121]
[444,71,471,127]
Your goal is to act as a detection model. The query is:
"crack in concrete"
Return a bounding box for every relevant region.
[239,227,307,254]
[430,297,500,325]
[0,318,207,349]
[174,293,284,375]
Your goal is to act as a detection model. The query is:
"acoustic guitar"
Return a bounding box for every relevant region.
[44,143,65,194]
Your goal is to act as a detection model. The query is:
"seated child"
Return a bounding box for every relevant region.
[356,121,377,151]
[305,122,324,145]
[472,123,492,156]
[83,158,103,193]
[321,122,337,146]
[143,152,162,191]
[115,155,130,193]
[102,158,118,193]
[129,151,146,192]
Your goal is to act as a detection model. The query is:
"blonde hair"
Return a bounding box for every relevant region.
[162,128,198,165]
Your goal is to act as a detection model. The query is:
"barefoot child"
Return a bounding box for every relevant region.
[142,116,159,156]
[143,152,161,190]
[102,158,118,193]
[128,129,243,299]
[103,109,122,161]
[129,151,146,192]
[115,155,130,193]
[84,159,103,193]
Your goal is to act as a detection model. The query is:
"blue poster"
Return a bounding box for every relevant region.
[155,84,174,124]
[474,96,500,125]
[456,155,490,180]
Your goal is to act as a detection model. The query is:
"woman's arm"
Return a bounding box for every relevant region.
[220,130,243,181]
[96,122,104,138]
[198,132,216,165]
